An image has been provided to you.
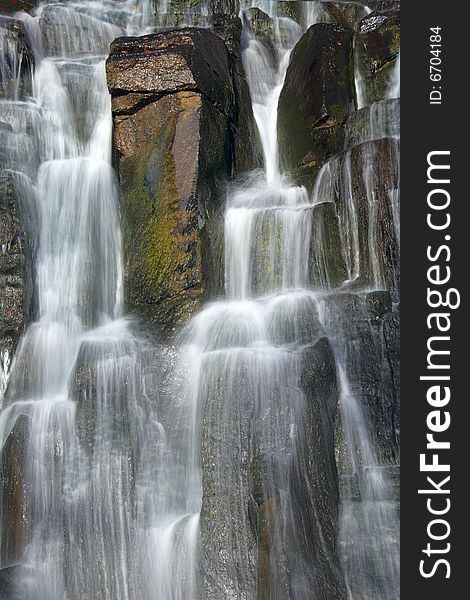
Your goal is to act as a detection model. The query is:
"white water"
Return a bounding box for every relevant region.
[0,3,195,599]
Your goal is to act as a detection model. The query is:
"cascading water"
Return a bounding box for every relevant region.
[1,1,399,599]
[0,2,179,599]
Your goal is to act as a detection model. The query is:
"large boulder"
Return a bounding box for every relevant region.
[323,2,369,31]
[277,23,355,188]
[107,28,257,336]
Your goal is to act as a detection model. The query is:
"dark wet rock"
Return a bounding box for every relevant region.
[356,10,400,104]
[0,415,30,567]
[316,138,400,300]
[365,0,400,12]
[200,350,258,599]
[0,15,35,100]
[0,564,22,599]
[266,293,324,346]
[323,291,400,463]
[0,1,38,16]
[243,7,275,57]
[71,338,149,458]
[0,173,32,380]
[323,2,369,31]
[107,28,257,336]
[340,464,400,502]
[277,23,355,189]
[293,336,346,599]
[344,97,399,147]
[310,201,349,290]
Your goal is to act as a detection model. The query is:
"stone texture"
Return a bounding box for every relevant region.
[0,173,32,386]
[0,15,34,100]
[107,28,257,336]
[277,23,355,189]
[0,1,38,15]
[356,10,400,105]
[0,414,29,567]
[310,201,349,290]
[293,336,346,599]
[316,138,400,300]
[323,2,369,31]
[324,291,400,464]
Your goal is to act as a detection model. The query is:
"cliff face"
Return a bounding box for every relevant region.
[107,26,257,337]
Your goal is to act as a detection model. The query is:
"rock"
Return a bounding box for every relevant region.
[363,1,400,14]
[313,138,400,300]
[71,335,150,458]
[200,336,346,598]
[0,15,35,100]
[344,97,400,147]
[243,7,275,57]
[0,414,30,567]
[0,564,23,599]
[277,23,354,189]
[323,2,369,31]
[107,28,257,336]
[0,1,38,15]
[292,336,346,599]
[0,173,32,392]
[356,10,400,105]
[323,291,400,463]
[310,201,349,289]
[209,0,240,14]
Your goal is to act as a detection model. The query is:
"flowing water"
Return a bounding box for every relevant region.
[0,1,399,599]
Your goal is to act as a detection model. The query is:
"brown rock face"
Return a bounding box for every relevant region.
[106,27,257,336]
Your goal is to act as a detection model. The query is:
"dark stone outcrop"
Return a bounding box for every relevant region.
[323,2,369,31]
[313,138,400,300]
[344,97,400,147]
[0,414,29,567]
[356,10,400,105]
[0,1,38,15]
[0,15,34,100]
[310,202,348,290]
[200,335,345,599]
[277,23,355,188]
[0,173,32,381]
[324,291,400,463]
[107,28,257,336]
[293,336,346,599]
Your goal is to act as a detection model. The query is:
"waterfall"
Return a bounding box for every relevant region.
[0,2,175,599]
[1,1,399,599]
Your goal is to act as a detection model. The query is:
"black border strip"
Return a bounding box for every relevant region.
[401,1,467,597]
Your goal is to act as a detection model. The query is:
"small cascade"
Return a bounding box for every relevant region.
[0,3,183,599]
